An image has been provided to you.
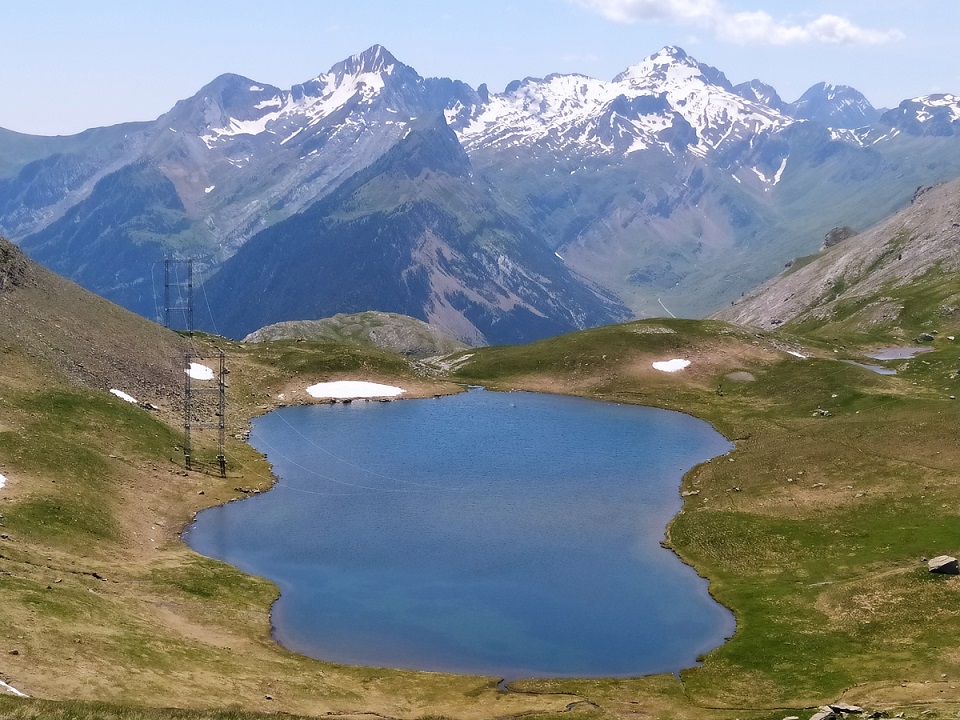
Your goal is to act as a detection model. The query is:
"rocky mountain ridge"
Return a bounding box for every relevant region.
[200,115,629,344]
[2,44,960,342]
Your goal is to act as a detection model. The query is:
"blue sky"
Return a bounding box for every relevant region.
[2,0,957,136]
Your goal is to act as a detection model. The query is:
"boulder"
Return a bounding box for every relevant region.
[928,555,959,574]
[823,226,858,249]
[829,703,863,714]
[810,708,837,720]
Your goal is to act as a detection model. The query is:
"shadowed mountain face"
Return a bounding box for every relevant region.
[19,160,199,322]
[200,117,629,344]
[3,44,960,342]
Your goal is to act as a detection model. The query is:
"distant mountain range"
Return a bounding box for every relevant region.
[2,44,960,343]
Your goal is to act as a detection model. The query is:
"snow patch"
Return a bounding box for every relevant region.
[787,351,808,359]
[0,680,28,697]
[249,85,264,92]
[204,185,215,193]
[306,381,405,399]
[830,128,865,145]
[254,96,282,110]
[652,359,691,372]
[186,363,215,380]
[280,126,305,145]
[110,389,138,404]
[772,157,788,185]
[870,128,901,145]
[554,251,564,260]
[913,94,960,123]
[0,473,6,490]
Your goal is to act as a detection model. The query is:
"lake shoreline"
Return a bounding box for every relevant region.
[186,385,736,681]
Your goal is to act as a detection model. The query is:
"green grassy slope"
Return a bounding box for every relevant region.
[3,229,960,718]
[453,317,960,715]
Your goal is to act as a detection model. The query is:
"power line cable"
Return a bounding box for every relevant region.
[150,261,162,324]
[271,410,451,490]
[198,273,220,337]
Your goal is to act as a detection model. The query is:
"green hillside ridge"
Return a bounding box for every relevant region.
[2,232,960,719]
[242,311,468,358]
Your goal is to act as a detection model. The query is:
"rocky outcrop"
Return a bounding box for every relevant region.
[0,237,29,291]
[243,311,469,357]
[823,226,858,249]
[928,555,959,574]
[829,703,862,714]
[808,703,864,720]
[810,707,837,720]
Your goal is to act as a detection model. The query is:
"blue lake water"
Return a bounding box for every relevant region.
[184,389,735,679]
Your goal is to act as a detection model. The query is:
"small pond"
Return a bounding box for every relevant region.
[184,389,735,679]
[865,346,933,361]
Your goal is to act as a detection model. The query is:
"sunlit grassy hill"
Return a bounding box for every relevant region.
[242,310,468,358]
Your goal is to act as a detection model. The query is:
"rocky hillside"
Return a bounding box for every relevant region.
[716,178,960,335]
[0,236,188,406]
[200,115,629,344]
[243,311,467,358]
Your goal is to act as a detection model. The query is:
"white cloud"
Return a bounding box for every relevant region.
[574,1,904,45]
[718,11,904,45]
[577,0,719,23]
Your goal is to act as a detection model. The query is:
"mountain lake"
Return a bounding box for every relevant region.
[184,388,736,679]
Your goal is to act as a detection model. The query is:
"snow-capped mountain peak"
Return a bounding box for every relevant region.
[872,93,960,138]
[613,45,701,86]
[613,46,733,91]
[332,44,399,78]
[449,46,792,159]
[733,80,786,112]
[787,82,880,129]
[192,45,421,151]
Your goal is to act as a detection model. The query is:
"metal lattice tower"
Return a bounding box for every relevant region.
[164,258,194,333]
[183,350,226,477]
